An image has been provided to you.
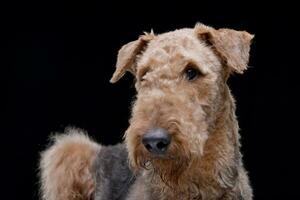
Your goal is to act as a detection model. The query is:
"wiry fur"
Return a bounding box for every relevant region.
[93,144,135,200]
[114,23,253,199]
[39,23,254,200]
[39,128,100,200]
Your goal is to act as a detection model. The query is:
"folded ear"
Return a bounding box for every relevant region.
[110,34,154,83]
[195,23,254,74]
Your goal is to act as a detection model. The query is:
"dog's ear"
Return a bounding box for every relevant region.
[195,23,254,74]
[110,34,154,83]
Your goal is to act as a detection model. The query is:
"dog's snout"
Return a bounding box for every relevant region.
[142,128,171,154]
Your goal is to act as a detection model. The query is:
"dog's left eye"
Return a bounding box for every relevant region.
[184,67,200,81]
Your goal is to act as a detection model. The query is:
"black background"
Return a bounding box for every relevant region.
[1,1,298,199]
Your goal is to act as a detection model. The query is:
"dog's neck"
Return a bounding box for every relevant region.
[141,86,242,199]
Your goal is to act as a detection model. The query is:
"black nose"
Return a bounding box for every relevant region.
[142,128,171,154]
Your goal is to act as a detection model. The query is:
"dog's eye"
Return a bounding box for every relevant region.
[184,66,200,81]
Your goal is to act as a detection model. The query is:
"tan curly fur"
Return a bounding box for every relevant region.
[39,23,254,200]
[39,128,100,200]
[112,23,253,199]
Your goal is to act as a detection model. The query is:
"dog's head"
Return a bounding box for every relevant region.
[111,24,253,185]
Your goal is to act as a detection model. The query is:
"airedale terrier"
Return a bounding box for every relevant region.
[39,23,254,200]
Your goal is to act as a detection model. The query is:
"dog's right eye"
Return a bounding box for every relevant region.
[184,66,201,81]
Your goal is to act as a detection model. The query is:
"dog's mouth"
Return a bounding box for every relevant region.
[140,152,186,169]
[138,153,192,186]
[141,154,174,168]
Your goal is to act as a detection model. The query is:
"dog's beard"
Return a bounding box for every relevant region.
[149,155,190,186]
[132,139,192,187]
[127,121,201,188]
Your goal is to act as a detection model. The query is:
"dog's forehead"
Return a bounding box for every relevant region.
[137,29,220,73]
[146,29,199,55]
[152,28,196,46]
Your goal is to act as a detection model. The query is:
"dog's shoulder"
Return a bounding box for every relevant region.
[93,143,136,200]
